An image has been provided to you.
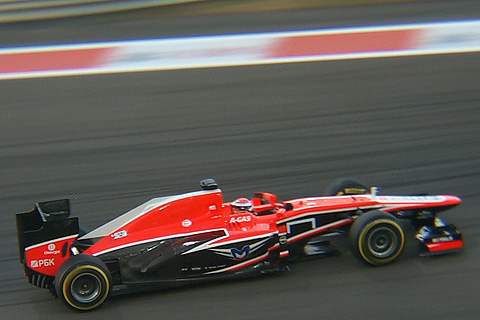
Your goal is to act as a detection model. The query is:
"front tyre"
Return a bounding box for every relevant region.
[55,254,111,311]
[324,178,369,196]
[350,211,405,266]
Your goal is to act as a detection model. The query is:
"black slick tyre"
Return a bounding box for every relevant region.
[349,210,405,266]
[325,178,369,196]
[54,254,112,311]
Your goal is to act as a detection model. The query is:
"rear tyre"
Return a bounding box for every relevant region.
[349,210,405,266]
[324,178,369,196]
[55,254,111,311]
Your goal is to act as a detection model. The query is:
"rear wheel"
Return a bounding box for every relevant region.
[324,178,369,196]
[349,210,405,266]
[55,254,111,311]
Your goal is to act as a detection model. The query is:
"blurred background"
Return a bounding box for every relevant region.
[1,1,479,319]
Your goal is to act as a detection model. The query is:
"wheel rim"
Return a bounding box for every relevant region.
[366,226,398,258]
[70,272,102,304]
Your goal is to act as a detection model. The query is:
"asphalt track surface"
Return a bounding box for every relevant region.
[1,1,480,319]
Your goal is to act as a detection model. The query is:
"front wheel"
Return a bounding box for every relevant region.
[54,254,112,311]
[349,210,405,266]
[324,178,369,196]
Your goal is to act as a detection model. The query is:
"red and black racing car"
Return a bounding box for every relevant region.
[16,178,463,311]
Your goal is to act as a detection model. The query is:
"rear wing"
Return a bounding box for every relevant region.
[16,199,79,264]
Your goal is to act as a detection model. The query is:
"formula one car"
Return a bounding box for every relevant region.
[16,178,463,311]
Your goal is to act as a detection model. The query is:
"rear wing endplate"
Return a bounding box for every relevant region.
[16,199,79,264]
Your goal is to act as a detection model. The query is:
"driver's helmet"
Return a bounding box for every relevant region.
[230,198,253,214]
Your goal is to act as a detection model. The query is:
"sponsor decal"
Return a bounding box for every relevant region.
[209,237,271,260]
[378,196,444,202]
[182,219,192,228]
[231,246,250,260]
[229,215,252,224]
[111,230,127,240]
[44,243,61,255]
[432,236,454,243]
[31,258,55,268]
[181,265,227,273]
